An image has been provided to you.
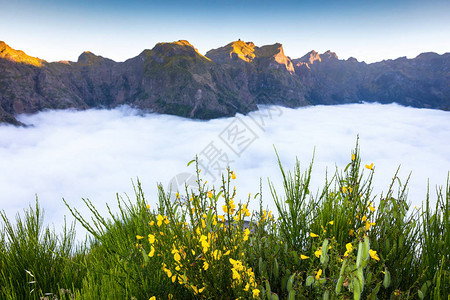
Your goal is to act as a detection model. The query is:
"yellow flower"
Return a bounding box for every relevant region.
[369,203,375,212]
[365,220,376,231]
[149,297,156,300]
[369,249,380,261]
[394,290,400,296]
[175,192,180,199]
[315,247,322,258]
[252,289,260,298]
[352,153,356,160]
[315,269,322,280]
[222,205,228,213]
[136,235,144,240]
[207,191,213,198]
[300,254,309,259]
[328,220,334,225]
[149,221,155,226]
[199,235,210,253]
[231,171,236,180]
[342,186,347,193]
[157,214,164,227]
[174,252,181,262]
[148,234,155,244]
[198,287,205,293]
[203,261,209,271]
[365,163,374,170]
[146,204,150,209]
[244,283,250,291]
[243,228,250,241]
[361,215,367,221]
[191,285,199,295]
[344,242,352,257]
[148,246,155,257]
[165,268,172,278]
[349,229,354,236]
[310,232,319,238]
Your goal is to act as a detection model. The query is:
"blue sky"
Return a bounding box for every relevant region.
[1,0,449,63]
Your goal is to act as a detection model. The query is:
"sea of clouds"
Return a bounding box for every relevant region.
[0,103,449,238]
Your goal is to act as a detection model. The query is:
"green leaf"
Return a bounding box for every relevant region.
[287,273,295,292]
[187,159,195,166]
[418,290,424,299]
[320,253,329,265]
[321,239,329,257]
[336,275,344,295]
[420,280,431,297]
[339,258,348,276]
[306,275,314,287]
[273,258,279,280]
[356,267,365,293]
[291,251,299,265]
[372,282,381,295]
[265,280,271,299]
[353,277,361,300]
[356,241,363,269]
[363,235,370,260]
[344,162,352,172]
[383,269,390,289]
[288,290,296,300]
[323,290,330,300]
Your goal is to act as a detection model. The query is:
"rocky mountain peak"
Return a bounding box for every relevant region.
[205,40,256,63]
[254,43,295,73]
[77,51,113,65]
[0,41,7,50]
[322,50,338,60]
[229,40,256,62]
[0,41,45,67]
[153,40,210,61]
[298,50,321,65]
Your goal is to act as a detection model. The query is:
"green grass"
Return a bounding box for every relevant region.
[0,142,448,299]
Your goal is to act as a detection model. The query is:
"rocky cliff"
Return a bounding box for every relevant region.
[1,40,449,124]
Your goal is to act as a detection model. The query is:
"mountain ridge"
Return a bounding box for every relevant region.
[1,40,449,125]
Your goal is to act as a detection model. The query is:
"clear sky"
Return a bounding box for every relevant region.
[1,0,449,63]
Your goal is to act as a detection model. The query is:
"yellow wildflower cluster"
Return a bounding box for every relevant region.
[342,186,353,194]
[223,198,236,214]
[229,257,258,295]
[156,214,169,227]
[140,169,266,298]
[344,242,353,257]
[233,204,251,222]
[257,209,274,227]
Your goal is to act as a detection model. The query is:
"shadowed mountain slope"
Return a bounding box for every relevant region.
[1,40,449,124]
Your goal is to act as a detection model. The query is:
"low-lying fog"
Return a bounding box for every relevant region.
[1,103,449,238]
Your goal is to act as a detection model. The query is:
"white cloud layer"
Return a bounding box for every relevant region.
[0,103,449,238]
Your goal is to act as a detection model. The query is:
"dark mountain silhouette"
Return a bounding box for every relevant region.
[1,40,449,125]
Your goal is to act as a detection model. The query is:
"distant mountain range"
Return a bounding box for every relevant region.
[1,40,449,125]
